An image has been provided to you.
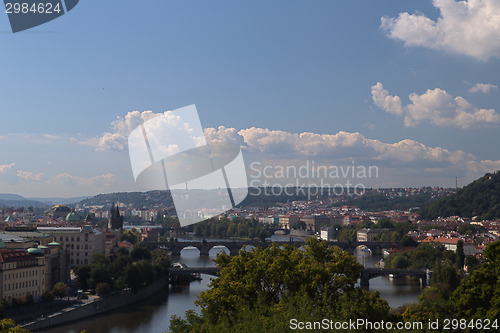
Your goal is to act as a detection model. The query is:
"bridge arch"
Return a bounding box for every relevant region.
[179,245,201,257]
[208,245,231,256]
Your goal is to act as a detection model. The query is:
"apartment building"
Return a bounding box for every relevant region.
[38,225,105,267]
[0,248,46,303]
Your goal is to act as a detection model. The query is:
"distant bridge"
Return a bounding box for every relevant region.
[360,267,432,287]
[146,240,397,256]
[167,266,431,287]
[169,266,220,276]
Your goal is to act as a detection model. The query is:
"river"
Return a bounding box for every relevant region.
[39,238,423,333]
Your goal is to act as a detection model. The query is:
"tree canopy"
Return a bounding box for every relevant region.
[169,238,390,332]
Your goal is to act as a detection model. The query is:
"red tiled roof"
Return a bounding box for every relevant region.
[0,249,36,262]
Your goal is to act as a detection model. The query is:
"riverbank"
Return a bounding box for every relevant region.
[22,279,167,332]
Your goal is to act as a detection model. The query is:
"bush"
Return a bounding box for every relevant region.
[52,282,68,299]
[96,282,112,296]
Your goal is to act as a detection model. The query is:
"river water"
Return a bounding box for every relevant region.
[39,238,423,333]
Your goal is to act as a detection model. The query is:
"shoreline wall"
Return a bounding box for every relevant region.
[23,279,167,332]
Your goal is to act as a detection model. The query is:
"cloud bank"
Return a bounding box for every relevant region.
[80,111,500,187]
[381,0,500,60]
[371,82,500,128]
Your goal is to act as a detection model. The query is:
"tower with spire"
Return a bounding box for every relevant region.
[108,202,124,233]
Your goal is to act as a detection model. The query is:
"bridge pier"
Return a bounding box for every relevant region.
[424,269,432,287]
[199,247,210,256]
[360,271,370,287]
[170,248,181,256]
[229,248,240,256]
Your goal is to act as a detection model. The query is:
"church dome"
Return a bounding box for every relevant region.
[27,248,44,256]
[66,211,82,222]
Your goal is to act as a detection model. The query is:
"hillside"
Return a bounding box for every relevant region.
[419,171,500,220]
[0,193,50,208]
[79,191,173,207]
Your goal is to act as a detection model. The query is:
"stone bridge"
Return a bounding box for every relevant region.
[360,267,432,287]
[146,240,396,256]
[168,266,430,287]
[169,266,220,276]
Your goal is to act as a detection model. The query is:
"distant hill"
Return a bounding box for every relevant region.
[79,191,173,207]
[0,194,25,201]
[0,193,50,209]
[27,196,90,205]
[419,171,500,220]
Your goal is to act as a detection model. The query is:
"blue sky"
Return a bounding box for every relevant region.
[1,0,500,197]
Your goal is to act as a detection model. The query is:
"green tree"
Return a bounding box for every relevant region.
[95,282,112,296]
[74,265,91,290]
[452,240,500,319]
[376,218,395,229]
[90,253,109,266]
[337,227,356,241]
[51,282,68,299]
[119,230,138,244]
[390,254,410,268]
[0,318,31,333]
[130,245,152,261]
[88,264,112,290]
[170,238,390,331]
[151,249,170,279]
[0,298,8,318]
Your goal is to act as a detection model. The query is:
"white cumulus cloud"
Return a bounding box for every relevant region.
[381,0,500,60]
[371,82,500,128]
[83,111,160,151]
[468,83,498,94]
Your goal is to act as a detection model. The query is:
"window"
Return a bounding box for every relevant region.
[66,236,68,241]
[76,244,79,250]
[60,236,63,241]
[85,233,89,241]
[85,244,88,250]
[77,236,80,242]
[71,259,74,265]
[76,259,79,265]
[71,244,74,249]
[71,236,74,241]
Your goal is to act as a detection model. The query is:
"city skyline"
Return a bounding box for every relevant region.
[1,0,500,197]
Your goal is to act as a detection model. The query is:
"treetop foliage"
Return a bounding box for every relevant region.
[169,238,390,332]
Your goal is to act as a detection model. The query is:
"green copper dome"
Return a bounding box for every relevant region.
[27,248,44,255]
[66,211,82,222]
